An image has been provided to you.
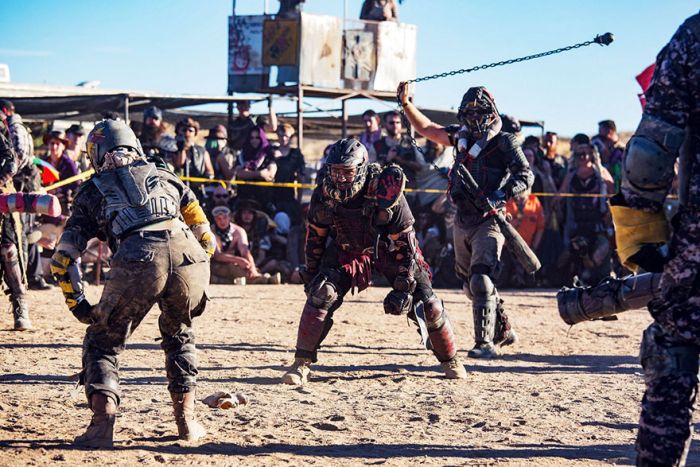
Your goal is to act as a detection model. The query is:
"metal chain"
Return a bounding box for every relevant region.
[397,33,614,159]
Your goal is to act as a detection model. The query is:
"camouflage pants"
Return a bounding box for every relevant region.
[82,227,210,404]
[639,209,700,465]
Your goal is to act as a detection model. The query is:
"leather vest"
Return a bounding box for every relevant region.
[92,162,180,237]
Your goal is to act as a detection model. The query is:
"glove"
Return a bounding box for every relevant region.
[476,190,506,212]
[609,194,669,273]
[72,298,95,325]
[49,250,85,312]
[384,289,413,315]
[199,229,216,257]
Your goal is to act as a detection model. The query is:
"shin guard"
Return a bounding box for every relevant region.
[295,302,331,362]
[423,296,457,362]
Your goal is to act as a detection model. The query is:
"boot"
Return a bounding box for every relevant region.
[12,296,32,331]
[440,356,468,379]
[467,343,498,359]
[74,393,117,448]
[493,299,518,348]
[281,357,312,385]
[171,391,207,442]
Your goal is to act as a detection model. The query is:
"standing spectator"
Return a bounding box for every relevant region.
[138,106,176,163]
[558,143,614,286]
[277,0,305,17]
[207,124,236,180]
[272,123,305,224]
[0,100,32,171]
[591,119,624,191]
[210,206,261,284]
[498,189,545,288]
[229,100,278,151]
[542,131,568,188]
[65,124,89,171]
[234,127,277,207]
[359,109,383,153]
[173,117,214,203]
[44,130,81,214]
[372,111,424,202]
[360,0,399,21]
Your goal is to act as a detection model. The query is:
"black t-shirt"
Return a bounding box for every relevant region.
[228,117,256,151]
[273,147,306,201]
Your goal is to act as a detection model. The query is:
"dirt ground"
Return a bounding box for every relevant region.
[0,284,698,466]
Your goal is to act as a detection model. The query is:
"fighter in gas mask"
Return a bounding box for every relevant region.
[398,83,534,358]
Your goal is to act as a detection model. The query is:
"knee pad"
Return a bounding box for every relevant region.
[640,324,700,384]
[470,273,494,298]
[309,281,338,310]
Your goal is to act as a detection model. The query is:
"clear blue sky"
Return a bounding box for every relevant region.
[1,1,697,136]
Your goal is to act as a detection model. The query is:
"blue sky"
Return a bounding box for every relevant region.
[1,1,697,136]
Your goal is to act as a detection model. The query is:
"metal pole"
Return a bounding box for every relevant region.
[297,86,304,150]
[124,95,130,124]
[341,98,348,138]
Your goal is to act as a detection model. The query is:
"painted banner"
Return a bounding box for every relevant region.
[263,19,299,66]
[228,15,265,76]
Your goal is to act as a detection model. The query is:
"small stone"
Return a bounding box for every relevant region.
[329,415,345,422]
[52,454,65,461]
[154,454,166,463]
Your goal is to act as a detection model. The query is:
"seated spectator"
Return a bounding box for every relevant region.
[173,117,214,203]
[272,123,305,224]
[233,199,282,284]
[207,124,236,180]
[498,189,545,288]
[206,184,235,221]
[359,109,383,153]
[557,143,614,286]
[360,0,399,21]
[210,206,262,284]
[234,127,277,209]
[258,211,294,281]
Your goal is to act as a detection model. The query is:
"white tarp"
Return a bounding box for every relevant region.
[373,22,417,92]
[299,13,342,88]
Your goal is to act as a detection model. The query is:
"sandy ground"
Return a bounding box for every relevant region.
[0,284,698,466]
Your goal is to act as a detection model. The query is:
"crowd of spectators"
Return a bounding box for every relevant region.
[3,94,632,290]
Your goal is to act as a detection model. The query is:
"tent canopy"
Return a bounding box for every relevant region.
[0,82,266,121]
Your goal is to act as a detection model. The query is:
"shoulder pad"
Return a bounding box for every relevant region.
[367,164,406,210]
[497,132,519,151]
[74,178,96,197]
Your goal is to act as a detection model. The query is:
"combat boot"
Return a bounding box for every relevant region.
[493,299,517,348]
[11,296,32,331]
[467,343,498,359]
[171,391,207,442]
[440,356,468,379]
[281,357,312,385]
[74,393,117,448]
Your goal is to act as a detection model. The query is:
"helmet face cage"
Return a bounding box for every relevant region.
[323,138,369,202]
[86,120,144,170]
[457,87,498,135]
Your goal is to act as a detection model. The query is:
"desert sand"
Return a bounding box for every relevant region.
[0,284,698,466]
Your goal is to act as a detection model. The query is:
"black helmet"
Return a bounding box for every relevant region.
[86,119,144,171]
[323,138,369,202]
[457,86,499,135]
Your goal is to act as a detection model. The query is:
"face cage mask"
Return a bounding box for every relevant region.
[323,163,368,203]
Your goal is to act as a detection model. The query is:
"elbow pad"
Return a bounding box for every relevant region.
[181,200,208,226]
